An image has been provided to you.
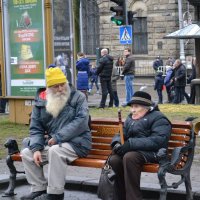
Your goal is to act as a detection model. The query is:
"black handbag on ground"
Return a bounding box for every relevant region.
[97,155,116,200]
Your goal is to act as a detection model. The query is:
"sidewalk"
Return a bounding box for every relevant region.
[0,160,200,199]
[87,77,190,107]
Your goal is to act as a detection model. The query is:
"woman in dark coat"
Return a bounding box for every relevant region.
[110,91,171,200]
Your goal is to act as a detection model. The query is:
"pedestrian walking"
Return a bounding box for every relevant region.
[88,62,99,94]
[96,48,114,108]
[152,56,163,71]
[171,59,188,104]
[154,71,164,104]
[111,65,120,107]
[187,57,197,104]
[164,65,174,103]
[121,47,135,107]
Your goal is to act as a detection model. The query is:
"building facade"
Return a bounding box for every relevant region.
[89,0,195,75]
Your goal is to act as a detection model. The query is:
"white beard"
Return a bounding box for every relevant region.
[46,85,70,118]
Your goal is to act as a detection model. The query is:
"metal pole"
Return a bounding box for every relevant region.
[124,0,127,25]
[80,0,83,52]
[178,0,185,63]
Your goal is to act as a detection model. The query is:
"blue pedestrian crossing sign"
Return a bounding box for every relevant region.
[119,25,132,44]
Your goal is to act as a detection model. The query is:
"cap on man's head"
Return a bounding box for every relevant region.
[45,67,67,87]
[127,91,153,106]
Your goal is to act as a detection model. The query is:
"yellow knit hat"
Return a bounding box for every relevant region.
[45,67,67,87]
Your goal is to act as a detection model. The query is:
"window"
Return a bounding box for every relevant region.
[132,17,148,54]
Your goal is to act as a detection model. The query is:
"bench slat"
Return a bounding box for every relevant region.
[11,153,22,161]
[89,149,111,156]
[170,135,190,142]
[168,141,186,147]
[142,163,159,173]
[92,137,112,144]
[71,158,105,168]
[92,144,111,150]
[171,121,193,129]
[171,128,191,135]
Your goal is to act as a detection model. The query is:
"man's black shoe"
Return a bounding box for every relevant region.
[46,193,64,200]
[20,190,46,200]
[98,106,104,109]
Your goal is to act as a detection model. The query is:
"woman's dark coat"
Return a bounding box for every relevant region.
[112,107,171,162]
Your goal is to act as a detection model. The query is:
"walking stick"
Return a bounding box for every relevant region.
[118,109,124,144]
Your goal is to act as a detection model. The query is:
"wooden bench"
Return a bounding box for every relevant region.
[3,119,196,200]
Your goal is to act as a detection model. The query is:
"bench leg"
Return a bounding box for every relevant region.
[158,168,167,200]
[3,155,17,197]
[184,172,193,200]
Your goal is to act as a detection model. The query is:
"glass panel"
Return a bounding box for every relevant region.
[53,0,71,74]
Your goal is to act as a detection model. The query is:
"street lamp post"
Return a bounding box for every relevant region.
[178,0,186,63]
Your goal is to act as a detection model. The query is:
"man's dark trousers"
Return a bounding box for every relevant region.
[99,79,113,108]
[109,152,145,200]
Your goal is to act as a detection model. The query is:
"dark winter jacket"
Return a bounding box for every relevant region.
[173,64,186,87]
[96,54,113,81]
[28,86,92,158]
[111,107,171,163]
[187,64,196,84]
[122,54,135,75]
[154,72,164,90]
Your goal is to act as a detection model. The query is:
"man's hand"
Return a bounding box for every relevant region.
[48,138,56,146]
[33,151,42,167]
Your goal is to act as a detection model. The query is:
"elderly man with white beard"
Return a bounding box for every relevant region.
[20,67,91,200]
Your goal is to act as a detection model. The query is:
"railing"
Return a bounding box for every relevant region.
[116,66,155,77]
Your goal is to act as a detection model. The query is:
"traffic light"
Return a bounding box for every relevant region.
[127,11,137,25]
[110,0,125,26]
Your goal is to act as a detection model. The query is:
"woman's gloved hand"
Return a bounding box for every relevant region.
[114,141,130,156]
[112,142,121,152]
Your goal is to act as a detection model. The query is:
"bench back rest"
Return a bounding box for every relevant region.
[89,120,120,160]
[89,119,194,165]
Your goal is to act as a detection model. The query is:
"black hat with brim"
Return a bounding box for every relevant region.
[127,91,153,107]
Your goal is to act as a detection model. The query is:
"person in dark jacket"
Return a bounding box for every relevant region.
[153,56,163,71]
[122,47,135,107]
[96,48,114,108]
[20,67,91,200]
[111,65,120,107]
[171,59,188,104]
[188,57,196,104]
[109,91,171,200]
[76,52,90,91]
[154,71,164,104]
